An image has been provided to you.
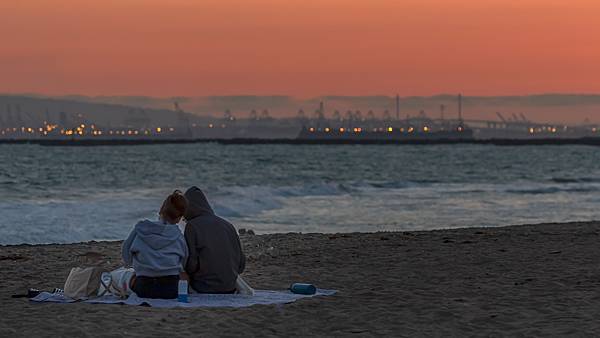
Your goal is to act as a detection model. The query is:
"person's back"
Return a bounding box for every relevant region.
[122,190,188,299]
[183,186,245,293]
[122,220,187,277]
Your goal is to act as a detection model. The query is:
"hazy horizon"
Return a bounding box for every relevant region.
[2,92,599,124]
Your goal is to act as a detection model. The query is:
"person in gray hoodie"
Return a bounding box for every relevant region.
[122,191,189,299]
[183,186,245,293]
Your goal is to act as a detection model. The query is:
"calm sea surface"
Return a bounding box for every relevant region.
[1,143,599,245]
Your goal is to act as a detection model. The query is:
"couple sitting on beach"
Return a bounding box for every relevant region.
[120,186,246,299]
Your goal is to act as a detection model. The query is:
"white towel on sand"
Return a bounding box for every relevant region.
[31,289,337,308]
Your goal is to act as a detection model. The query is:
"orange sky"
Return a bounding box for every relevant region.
[1,0,600,97]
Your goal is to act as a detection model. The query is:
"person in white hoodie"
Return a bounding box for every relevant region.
[121,190,189,299]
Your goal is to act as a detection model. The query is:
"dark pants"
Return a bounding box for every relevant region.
[190,280,236,294]
[132,275,179,299]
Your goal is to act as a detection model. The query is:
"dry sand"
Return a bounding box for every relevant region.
[1,221,600,337]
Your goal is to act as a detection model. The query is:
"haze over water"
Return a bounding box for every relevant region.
[2,143,599,245]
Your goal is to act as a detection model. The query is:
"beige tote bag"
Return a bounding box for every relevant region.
[63,267,106,300]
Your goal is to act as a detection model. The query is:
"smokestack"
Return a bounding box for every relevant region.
[395,94,400,120]
[319,101,324,118]
[440,104,445,121]
[458,94,463,122]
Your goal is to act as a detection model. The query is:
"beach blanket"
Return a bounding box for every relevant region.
[31,289,337,308]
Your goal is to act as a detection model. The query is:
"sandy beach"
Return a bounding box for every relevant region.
[1,221,599,336]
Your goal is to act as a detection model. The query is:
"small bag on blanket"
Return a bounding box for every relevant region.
[97,267,135,299]
[63,267,107,300]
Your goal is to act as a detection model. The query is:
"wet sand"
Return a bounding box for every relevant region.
[1,221,599,336]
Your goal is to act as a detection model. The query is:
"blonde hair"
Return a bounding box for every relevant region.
[159,190,188,223]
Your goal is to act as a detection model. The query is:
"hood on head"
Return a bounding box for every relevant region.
[184,186,214,220]
[134,220,182,250]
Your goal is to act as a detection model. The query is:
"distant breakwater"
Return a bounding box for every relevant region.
[2,137,600,146]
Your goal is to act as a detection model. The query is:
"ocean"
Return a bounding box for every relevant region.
[1,143,599,245]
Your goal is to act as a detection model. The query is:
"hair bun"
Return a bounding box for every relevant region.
[160,190,188,222]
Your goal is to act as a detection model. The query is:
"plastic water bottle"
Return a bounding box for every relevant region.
[178,280,188,302]
[289,283,316,295]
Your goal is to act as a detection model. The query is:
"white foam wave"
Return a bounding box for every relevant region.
[2,180,600,245]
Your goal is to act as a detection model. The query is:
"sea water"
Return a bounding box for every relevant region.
[1,143,599,245]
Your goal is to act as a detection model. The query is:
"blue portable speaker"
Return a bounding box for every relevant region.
[289,283,316,295]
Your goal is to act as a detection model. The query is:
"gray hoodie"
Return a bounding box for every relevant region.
[184,186,246,293]
[121,219,188,277]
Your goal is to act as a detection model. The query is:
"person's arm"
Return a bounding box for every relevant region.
[179,271,190,281]
[180,236,189,272]
[121,228,137,266]
[184,224,199,274]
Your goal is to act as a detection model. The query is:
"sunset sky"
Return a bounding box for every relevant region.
[1,0,600,97]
